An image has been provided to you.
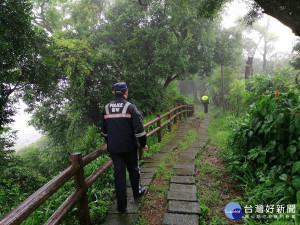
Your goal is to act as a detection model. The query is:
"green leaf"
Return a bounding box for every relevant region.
[248,130,253,137]
[287,145,297,157]
[279,174,288,181]
[273,182,286,193]
[262,190,274,198]
[275,113,285,124]
[268,101,276,112]
[291,177,300,190]
[247,149,259,160]
[266,114,273,123]
[292,161,300,175]
[269,156,277,162]
[254,121,262,131]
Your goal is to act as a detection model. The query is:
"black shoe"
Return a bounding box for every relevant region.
[133,186,146,198]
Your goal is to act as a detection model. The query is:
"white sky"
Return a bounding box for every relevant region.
[11,101,42,150]
[221,0,298,53]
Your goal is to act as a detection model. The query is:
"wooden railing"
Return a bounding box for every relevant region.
[0,104,194,225]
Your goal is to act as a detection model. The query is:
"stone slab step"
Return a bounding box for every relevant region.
[110,197,141,214]
[173,164,195,170]
[141,178,152,186]
[190,143,206,149]
[140,172,154,179]
[170,175,195,184]
[173,168,194,176]
[167,190,197,201]
[178,153,197,160]
[162,213,199,225]
[149,153,168,160]
[168,200,201,214]
[143,162,160,167]
[140,167,156,173]
[126,187,133,197]
[176,158,195,164]
[103,213,138,225]
[170,183,197,193]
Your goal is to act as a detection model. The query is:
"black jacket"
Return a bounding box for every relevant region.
[101,96,147,153]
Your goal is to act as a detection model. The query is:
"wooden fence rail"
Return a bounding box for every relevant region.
[0,104,194,225]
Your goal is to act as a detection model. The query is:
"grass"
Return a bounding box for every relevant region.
[177,129,197,150]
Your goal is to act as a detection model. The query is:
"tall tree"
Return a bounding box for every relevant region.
[213,27,243,112]
[99,0,219,110]
[246,18,278,72]
[0,0,57,172]
[23,0,233,166]
[0,0,53,129]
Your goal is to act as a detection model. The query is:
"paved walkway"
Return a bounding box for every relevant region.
[102,115,210,225]
[162,116,210,225]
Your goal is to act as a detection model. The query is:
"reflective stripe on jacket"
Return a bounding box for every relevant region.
[101,96,147,153]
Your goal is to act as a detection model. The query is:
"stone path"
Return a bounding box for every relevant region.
[162,116,210,225]
[102,115,210,225]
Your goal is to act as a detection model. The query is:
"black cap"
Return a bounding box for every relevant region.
[113,82,128,94]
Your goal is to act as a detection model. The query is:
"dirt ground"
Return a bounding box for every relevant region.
[139,177,168,225]
[196,145,245,224]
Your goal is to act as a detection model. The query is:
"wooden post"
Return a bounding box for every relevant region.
[187,105,190,117]
[157,113,162,142]
[192,104,195,116]
[179,107,182,120]
[167,109,171,132]
[71,153,91,225]
[174,108,177,124]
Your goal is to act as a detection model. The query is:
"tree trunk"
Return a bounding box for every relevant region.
[221,65,225,113]
[262,37,267,71]
[245,57,253,79]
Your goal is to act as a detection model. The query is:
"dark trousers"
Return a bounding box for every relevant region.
[202,102,208,114]
[110,150,140,209]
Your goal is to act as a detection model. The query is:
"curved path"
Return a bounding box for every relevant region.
[102,115,210,225]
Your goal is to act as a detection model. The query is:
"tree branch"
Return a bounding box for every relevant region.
[163,75,178,88]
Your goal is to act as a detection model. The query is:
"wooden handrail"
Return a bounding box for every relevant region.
[0,104,194,225]
[0,165,80,225]
[82,144,107,166]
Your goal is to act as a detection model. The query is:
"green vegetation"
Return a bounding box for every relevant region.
[205,70,299,224]
[227,90,299,223]
[1,0,300,224]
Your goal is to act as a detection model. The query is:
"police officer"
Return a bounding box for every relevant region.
[101,82,148,213]
[201,95,209,114]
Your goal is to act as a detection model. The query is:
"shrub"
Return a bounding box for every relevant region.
[227,89,300,204]
[246,68,296,105]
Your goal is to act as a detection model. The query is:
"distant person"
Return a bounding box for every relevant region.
[201,95,209,114]
[101,82,148,213]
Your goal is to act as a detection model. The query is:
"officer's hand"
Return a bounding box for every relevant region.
[142,145,148,151]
